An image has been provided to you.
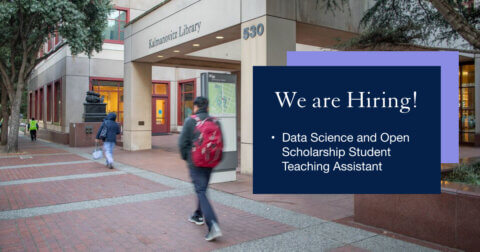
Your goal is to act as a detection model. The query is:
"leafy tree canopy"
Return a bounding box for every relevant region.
[0,0,112,152]
[0,0,112,92]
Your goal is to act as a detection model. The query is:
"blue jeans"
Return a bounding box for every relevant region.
[103,142,115,165]
[189,166,217,229]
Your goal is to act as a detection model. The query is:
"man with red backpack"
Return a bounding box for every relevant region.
[179,96,224,241]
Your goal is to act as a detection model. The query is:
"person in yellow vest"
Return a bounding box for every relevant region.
[27,117,38,141]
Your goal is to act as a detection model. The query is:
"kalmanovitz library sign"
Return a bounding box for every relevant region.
[148,21,202,49]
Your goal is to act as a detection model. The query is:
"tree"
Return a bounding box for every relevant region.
[0,0,112,152]
[0,83,8,145]
[349,0,480,50]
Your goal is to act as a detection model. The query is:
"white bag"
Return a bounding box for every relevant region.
[92,143,103,160]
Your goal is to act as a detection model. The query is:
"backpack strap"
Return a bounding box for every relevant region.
[191,115,218,124]
[206,117,218,123]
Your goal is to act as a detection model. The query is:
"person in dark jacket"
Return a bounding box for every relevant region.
[179,96,223,241]
[95,112,120,169]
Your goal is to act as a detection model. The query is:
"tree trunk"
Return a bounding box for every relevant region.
[6,83,24,153]
[429,0,480,49]
[1,84,8,145]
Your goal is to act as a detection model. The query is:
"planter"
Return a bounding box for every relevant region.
[36,129,69,145]
[83,103,106,122]
[354,181,480,251]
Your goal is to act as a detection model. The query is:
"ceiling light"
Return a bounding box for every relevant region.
[173,50,180,53]
[157,55,164,58]
[216,36,224,39]
[193,44,200,47]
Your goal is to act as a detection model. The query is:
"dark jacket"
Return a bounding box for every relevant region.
[96,112,121,143]
[178,109,223,168]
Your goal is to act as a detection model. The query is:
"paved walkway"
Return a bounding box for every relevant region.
[0,136,456,251]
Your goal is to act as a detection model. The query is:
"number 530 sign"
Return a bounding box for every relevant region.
[243,23,265,40]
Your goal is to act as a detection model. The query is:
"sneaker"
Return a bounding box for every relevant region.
[108,163,114,169]
[205,221,222,241]
[188,215,204,225]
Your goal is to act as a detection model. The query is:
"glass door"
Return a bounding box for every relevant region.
[152,97,168,133]
[152,83,169,134]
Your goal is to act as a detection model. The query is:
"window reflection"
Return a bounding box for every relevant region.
[459,64,475,144]
[92,80,123,123]
[180,82,194,125]
[103,9,127,42]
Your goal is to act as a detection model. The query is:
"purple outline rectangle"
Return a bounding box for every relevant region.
[287,51,458,163]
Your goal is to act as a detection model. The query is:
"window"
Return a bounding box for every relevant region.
[103,8,128,43]
[459,64,475,144]
[54,80,61,123]
[153,83,168,96]
[47,34,53,52]
[37,46,44,59]
[47,84,52,121]
[34,90,38,119]
[45,29,61,54]
[178,80,196,125]
[39,87,44,121]
[54,31,60,46]
[29,92,32,119]
[152,82,170,133]
[91,79,124,122]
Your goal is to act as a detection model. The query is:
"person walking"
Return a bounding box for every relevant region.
[27,117,38,141]
[179,96,224,241]
[95,112,120,169]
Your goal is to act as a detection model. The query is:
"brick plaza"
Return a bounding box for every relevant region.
[0,136,457,251]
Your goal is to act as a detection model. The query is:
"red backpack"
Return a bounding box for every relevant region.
[191,115,223,168]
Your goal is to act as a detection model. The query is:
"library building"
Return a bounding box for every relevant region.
[27,0,480,181]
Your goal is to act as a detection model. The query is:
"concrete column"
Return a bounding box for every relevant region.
[240,15,296,174]
[171,80,178,132]
[474,55,480,145]
[123,62,152,150]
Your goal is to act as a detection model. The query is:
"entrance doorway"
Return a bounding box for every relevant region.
[459,64,475,144]
[152,82,170,135]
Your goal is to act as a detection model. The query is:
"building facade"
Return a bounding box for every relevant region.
[27,0,233,142]
[120,0,372,176]
[28,0,480,176]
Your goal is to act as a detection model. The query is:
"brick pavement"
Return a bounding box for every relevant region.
[0,153,85,167]
[0,147,67,155]
[0,162,102,181]
[0,195,294,251]
[115,136,356,221]
[0,136,454,251]
[0,174,169,211]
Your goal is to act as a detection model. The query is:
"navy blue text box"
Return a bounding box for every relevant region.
[253,66,441,194]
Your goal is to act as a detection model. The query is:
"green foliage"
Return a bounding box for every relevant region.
[20,90,27,117]
[0,0,113,151]
[0,0,112,55]
[442,162,480,186]
[0,0,113,86]
[357,0,480,48]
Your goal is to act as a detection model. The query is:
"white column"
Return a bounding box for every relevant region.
[240,15,296,174]
[123,62,152,150]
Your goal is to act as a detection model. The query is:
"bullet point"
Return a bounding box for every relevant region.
[271,136,275,139]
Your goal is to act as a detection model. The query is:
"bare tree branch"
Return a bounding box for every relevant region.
[429,0,480,48]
